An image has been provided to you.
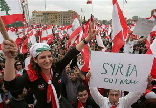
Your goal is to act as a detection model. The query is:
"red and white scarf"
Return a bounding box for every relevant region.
[77,99,84,108]
[41,71,60,108]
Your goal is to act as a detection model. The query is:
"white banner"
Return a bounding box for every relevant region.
[90,51,154,93]
[133,18,156,36]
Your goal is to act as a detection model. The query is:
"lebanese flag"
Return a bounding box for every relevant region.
[0,27,18,50]
[111,0,128,52]
[1,0,24,25]
[68,16,81,47]
[20,30,35,54]
[41,25,54,43]
[96,33,106,51]
[87,0,92,4]
[80,21,90,72]
[150,39,156,78]
[81,45,90,72]
[72,15,80,31]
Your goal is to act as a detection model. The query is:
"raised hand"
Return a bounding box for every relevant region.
[2,39,18,58]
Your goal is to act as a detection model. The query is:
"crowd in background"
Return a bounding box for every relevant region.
[0,26,155,108]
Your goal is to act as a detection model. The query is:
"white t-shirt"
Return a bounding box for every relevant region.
[90,87,142,108]
[124,40,138,54]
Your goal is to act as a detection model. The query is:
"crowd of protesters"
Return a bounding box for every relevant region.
[0,17,155,108]
[0,27,155,108]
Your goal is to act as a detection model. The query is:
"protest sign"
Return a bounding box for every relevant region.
[133,18,156,36]
[90,51,154,93]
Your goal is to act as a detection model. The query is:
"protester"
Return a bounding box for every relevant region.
[72,84,100,108]
[14,60,26,76]
[86,71,143,108]
[1,22,98,108]
[1,83,12,108]
[123,32,147,54]
[9,88,34,108]
[61,66,85,103]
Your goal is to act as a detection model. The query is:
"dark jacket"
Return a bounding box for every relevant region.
[72,96,100,108]
[4,47,79,108]
[9,98,29,108]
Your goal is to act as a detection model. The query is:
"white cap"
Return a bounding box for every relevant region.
[29,43,51,58]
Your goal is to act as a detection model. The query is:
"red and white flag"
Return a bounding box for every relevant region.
[68,16,81,47]
[0,0,24,25]
[41,25,54,44]
[111,0,128,52]
[148,38,156,78]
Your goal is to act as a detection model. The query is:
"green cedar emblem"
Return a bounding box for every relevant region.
[36,45,51,53]
[0,0,10,15]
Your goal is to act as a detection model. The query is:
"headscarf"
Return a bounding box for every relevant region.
[29,43,51,58]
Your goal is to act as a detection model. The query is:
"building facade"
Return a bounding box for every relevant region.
[30,10,80,25]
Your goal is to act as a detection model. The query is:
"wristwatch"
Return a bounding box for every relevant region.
[83,39,88,44]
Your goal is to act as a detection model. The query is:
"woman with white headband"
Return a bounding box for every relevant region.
[1,23,98,108]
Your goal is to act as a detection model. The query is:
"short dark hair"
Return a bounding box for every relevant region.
[77,85,88,94]
[14,60,24,70]
[10,88,24,98]
[142,99,156,108]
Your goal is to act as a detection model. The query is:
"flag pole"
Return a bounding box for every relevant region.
[0,17,10,40]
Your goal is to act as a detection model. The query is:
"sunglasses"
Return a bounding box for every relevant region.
[16,64,22,66]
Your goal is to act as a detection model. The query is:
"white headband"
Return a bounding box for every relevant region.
[29,43,51,58]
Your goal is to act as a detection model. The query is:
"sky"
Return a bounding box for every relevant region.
[27,0,156,21]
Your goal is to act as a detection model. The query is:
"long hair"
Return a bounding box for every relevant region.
[29,50,53,77]
[30,57,41,77]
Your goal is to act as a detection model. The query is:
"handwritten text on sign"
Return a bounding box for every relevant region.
[90,51,154,93]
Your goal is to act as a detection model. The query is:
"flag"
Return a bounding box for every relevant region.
[72,15,80,31]
[0,0,24,25]
[81,45,90,72]
[87,0,92,4]
[150,39,156,78]
[41,25,53,43]
[111,0,128,52]
[68,16,81,47]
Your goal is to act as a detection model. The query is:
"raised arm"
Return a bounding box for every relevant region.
[76,22,98,51]
[137,36,147,42]
[2,39,18,81]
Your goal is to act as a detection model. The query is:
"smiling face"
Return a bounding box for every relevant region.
[33,50,53,71]
[78,90,88,103]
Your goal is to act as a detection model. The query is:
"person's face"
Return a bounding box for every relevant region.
[34,50,53,71]
[65,65,71,74]
[1,84,8,93]
[0,62,5,68]
[129,36,134,41]
[108,90,120,105]
[69,72,77,81]
[16,62,23,71]
[78,90,88,103]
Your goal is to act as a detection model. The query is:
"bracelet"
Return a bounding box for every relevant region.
[83,39,88,44]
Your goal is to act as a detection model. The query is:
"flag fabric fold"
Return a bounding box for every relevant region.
[111,0,128,52]
[0,0,24,25]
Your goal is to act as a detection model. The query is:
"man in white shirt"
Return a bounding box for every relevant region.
[87,72,142,108]
[89,87,142,108]
[123,33,147,54]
